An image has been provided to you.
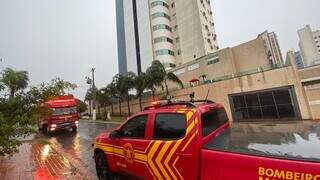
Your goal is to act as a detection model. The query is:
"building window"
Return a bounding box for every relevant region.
[207,56,219,65]
[150,1,169,8]
[176,37,180,43]
[154,37,173,44]
[155,49,175,56]
[152,24,172,32]
[174,25,178,31]
[173,68,185,75]
[151,12,171,20]
[177,49,181,55]
[187,63,200,71]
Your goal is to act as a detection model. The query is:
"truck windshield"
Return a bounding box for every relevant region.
[51,107,77,116]
[201,108,228,137]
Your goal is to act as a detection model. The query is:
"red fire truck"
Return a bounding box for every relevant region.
[39,96,79,134]
[93,100,320,180]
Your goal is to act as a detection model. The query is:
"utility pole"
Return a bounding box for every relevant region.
[91,68,97,121]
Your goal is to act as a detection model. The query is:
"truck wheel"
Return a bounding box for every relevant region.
[42,124,48,134]
[95,152,113,180]
[72,127,77,133]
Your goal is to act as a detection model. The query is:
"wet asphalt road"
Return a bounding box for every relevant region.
[44,120,120,177]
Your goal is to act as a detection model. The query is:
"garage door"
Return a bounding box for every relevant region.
[230,86,301,121]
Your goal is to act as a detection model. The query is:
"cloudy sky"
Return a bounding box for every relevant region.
[0,0,319,99]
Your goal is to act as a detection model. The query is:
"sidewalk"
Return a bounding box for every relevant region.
[0,139,95,180]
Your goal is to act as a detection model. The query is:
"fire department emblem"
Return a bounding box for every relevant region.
[123,143,135,163]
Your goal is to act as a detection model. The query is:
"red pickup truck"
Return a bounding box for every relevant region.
[93,100,320,180]
[39,96,79,134]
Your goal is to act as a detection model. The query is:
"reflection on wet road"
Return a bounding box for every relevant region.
[46,121,119,176]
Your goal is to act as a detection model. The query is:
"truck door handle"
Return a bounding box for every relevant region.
[176,153,191,158]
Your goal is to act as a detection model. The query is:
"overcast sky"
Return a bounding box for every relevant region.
[0,0,319,99]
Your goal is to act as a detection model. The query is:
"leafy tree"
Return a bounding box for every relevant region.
[1,68,29,98]
[31,78,77,102]
[0,69,77,156]
[134,72,148,111]
[0,95,37,156]
[76,99,87,113]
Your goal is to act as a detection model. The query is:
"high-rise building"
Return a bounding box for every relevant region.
[294,51,304,69]
[116,0,219,74]
[259,31,284,66]
[298,25,320,67]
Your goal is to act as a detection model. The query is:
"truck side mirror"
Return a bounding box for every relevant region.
[110,130,121,140]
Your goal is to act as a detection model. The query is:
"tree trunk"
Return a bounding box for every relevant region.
[139,96,142,111]
[89,100,92,116]
[118,98,122,116]
[164,80,169,97]
[127,94,131,116]
[10,89,15,98]
[97,103,101,118]
[151,87,155,100]
[104,104,107,120]
[111,104,114,116]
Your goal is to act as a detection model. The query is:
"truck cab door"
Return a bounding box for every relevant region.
[148,111,199,180]
[111,114,152,178]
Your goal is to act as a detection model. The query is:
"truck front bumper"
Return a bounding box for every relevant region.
[49,121,79,132]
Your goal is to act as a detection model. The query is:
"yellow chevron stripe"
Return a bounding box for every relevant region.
[173,156,184,180]
[148,141,162,179]
[181,130,197,152]
[113,147,124,156]
[186,111,194,122]
[186,120,195,134]
[164,140,182,180]
[135,153,147,162]
[155,141,173,180]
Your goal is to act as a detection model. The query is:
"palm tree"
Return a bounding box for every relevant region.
[97,87,112,119]
[1,68,29,98]
[85,87,97,116]
[111,74,123,116]
[119,72,136,115]
[146,60,184,98]
[200,74,207,83]
[106,84,116,115]
[134,72,148,111]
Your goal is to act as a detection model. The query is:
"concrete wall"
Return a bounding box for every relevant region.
[103,66,314,121]
[168,36,270,85]
[298,65,320,119]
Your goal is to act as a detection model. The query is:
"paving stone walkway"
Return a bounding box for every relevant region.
[0,140,95,180]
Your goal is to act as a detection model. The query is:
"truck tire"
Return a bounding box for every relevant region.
[42,124,48,134]
[95,152,113,180]
[72,127,77,133]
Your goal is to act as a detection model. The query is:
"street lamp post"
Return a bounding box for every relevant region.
[86,68,97,121]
